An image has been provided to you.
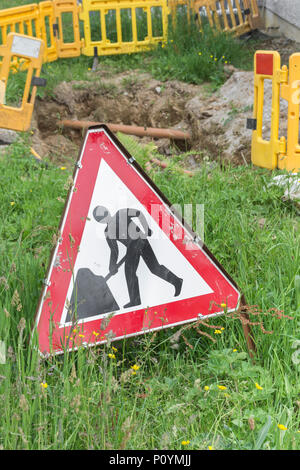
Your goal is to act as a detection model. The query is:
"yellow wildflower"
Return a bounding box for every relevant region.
[221,303,227,308]
[112,346,118,352]
[208,445,214,450]
[78,334,85,338]
[204,385,210,391]
[131,364,140,371]
[214,329,222,334]
[10,202,15,206]
[278,424,287,431]
[108,353,116,359]
[181,440,190,446]
[60,166,66,170]
[40,382,48,389]
[92,330,99,337]
[217,385,227,390]
[255,382,263,390]
[233,349,237,352]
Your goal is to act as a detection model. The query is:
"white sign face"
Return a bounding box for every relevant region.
[60,158,213,326]
[11,36,41,59]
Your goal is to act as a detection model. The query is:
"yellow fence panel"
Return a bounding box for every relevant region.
[0,1,82,62]
[168,0,192,28]
[279,53,300,173]
[249,51,286,170]
[39,0,58,62]
[53,0,82,58]
[245,0,261,30]
[193,0,260,37]
[80,0,168,56]
[0,3,56,63]
[0,33,45,132]
[0,4,40,46]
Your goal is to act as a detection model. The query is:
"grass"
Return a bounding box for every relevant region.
[0,135,299,450]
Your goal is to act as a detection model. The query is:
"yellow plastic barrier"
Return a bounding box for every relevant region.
[53,0,82,58]
[0,4,40,45]
[249,51,300,173]
[0,4,40,71]
[249,51,286,170]
[168,0,192,28]
[279,53,300,173]
[39,0,58,62]
[0,33,45,131]
[79,0,169,56]
[194,0,260,37]
[0,0,260,63]
[0,3,55,63]
[0,1,82,63]
[245,0,260,30]
[0,79,5,104]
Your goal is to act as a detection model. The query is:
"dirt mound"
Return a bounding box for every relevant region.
[186,70,288,164]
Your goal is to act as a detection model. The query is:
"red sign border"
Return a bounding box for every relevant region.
[33,125,241,355]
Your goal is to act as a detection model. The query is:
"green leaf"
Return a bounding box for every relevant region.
[254,415,272,450]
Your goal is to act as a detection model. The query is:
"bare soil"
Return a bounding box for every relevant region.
[32,71,201,165]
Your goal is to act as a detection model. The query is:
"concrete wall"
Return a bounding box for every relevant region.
[265,0,300,29]
[258,0,300,41]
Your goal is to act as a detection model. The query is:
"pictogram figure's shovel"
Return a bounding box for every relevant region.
[66,255,126,322]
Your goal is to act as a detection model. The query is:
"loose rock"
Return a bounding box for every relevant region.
[0,129,18,145]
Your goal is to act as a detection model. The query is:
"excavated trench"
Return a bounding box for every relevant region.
[33,71,198,164]
[31,68,257,169]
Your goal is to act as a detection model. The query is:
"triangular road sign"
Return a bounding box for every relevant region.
[34,125,240,355]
